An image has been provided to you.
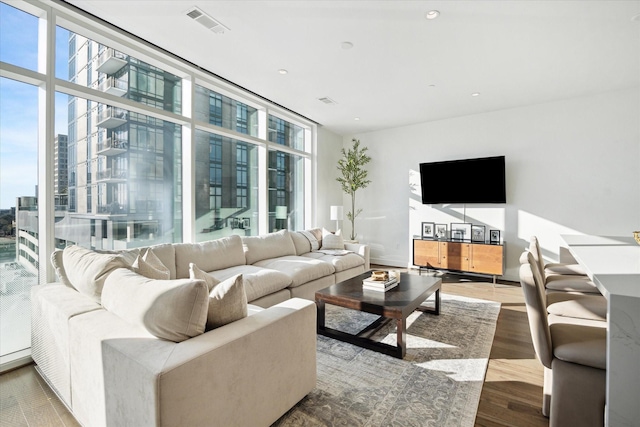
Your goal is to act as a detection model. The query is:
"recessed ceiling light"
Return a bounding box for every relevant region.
[278,69,288,75]
[354,117,360,121]
[341,41,354,50]
[428,84,436,88]
[425,10,440,20]
[632,13,640,22]
[471,92,481,97]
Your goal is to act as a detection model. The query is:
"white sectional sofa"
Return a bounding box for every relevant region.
[31,229,369,427]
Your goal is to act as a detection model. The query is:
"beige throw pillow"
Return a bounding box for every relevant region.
[51,249,74,288]
[102,268,209,342]
[189,264,247,330]
[62,245,128,303]
[321,228,345,250]
[132,248,170,280]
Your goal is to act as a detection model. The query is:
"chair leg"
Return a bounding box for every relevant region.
[542,367,552,417]
[550,358,606,427]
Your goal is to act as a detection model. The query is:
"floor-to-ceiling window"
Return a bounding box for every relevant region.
[0,0,315,371]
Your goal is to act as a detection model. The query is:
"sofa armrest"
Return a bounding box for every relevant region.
[345,242,370,271]
[101,298,317,427]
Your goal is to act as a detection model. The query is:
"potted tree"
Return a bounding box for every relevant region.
[336,138,371,241]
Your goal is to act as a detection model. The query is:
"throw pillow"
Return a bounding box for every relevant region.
[322,228,345,250]
[189,262,220,292]
[62,245,128,303]
[50,249,74,288]
[102,268,209,342]
[132,248,170,280]
[205,273,248,330]
[300,230,320,251]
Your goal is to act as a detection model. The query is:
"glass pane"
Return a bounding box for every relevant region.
[268,150,304,232]
[268,115,305,151]
[55,95,182,250]
[0,77,39,362]
[0,3,38,71]
[55,27,182,114]
[194,85,258,137]
[195,129,258,242]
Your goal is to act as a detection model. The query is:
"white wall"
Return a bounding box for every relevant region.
[315,126,344,230]
[344,89,640,281]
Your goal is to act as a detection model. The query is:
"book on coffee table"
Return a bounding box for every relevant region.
[363,281,398,292]
[362,276,398,292]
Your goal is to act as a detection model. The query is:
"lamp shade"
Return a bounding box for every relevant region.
[275,206,288,220]
[330,205,344,221]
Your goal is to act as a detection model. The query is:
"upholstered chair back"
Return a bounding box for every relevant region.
[528,236,546,277]
[519,253,553,368]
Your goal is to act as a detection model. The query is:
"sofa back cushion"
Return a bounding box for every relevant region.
[242,230,296,265]
[62,245,128,303]
[102,268,209,342]
[174,235,245,278]
[291,232,312,255]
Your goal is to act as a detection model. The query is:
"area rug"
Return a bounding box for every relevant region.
[273,293,501,427]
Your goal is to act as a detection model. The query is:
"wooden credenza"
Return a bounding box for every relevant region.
[413,239,504,276]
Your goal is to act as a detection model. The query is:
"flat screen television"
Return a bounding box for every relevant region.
[420,156,506,204]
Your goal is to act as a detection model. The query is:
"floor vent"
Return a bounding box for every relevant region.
[185,6,229,34]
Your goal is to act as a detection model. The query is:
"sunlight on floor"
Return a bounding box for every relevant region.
[415,358,489,381]
[484,358,544,386]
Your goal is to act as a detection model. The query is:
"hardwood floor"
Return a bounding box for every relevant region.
[0,270,548,427]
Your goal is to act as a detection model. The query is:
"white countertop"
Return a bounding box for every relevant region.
[561,235,640,298]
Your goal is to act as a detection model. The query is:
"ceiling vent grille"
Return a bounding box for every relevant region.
[318,97,337,105]
[185,6,229,34]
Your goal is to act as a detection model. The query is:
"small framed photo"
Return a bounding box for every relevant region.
[472,225,485,243]
[450,223,472,241]
[489,229,501,244]
[435,223,448,240]
[421,222,435,239]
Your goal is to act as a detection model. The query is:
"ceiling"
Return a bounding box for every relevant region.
[66,0,640,136]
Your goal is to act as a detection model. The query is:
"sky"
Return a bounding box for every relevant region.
[1,3,70,209]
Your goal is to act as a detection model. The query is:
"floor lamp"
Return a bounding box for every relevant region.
[330,205,343,232]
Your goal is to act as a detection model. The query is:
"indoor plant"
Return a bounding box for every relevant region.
[336,138,371,241]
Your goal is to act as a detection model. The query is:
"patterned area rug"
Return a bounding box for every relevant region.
[273,293,501,427]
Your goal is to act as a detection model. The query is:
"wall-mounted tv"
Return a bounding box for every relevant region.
[420,156,506,204]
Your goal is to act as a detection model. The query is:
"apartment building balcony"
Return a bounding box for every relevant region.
[96,107,127,129]
[98,76,127,97]
[96,168,127,183]
[97,138,127,156]
[97,203,127,215]
[96,48,128,75]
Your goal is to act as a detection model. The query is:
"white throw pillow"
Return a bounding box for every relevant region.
[322,228,345,250]
[132,248,170,280]
[62,245,128,303]
[102,268,209,342]
[300,230,320,251]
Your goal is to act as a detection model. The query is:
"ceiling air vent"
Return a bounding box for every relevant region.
[185,6,229,34]
[318,97,337,105]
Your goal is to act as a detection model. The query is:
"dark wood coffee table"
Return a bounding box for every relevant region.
[315,272,442,359]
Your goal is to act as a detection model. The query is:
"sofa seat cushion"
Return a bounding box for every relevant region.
[102,268,209,342]
[242,230,296,265]
[302,251,365,273]
[174,235,245,279]
[206,265,292,302]
[253,255,335,288]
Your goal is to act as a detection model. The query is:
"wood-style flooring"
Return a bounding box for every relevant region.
[0,270,548,427]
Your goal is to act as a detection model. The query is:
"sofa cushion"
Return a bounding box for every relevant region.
[62,245,128,303]
[174,235,245,279]
[242,230,296,265]
[51,249,74,288]
[291,231,312,255]
[132,248,170,280]
[253,255,335,287]
[206,264,292,302]
[321,228,344,250]
[302,251,365,273]
[102,268,209,342]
